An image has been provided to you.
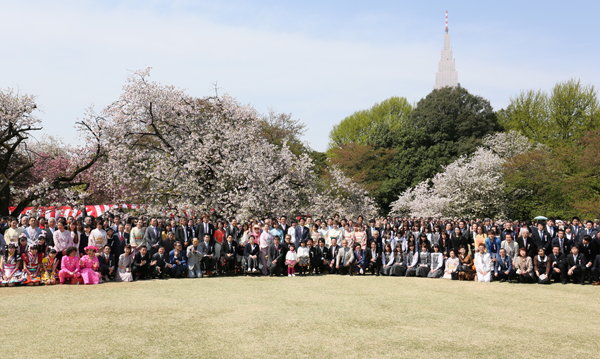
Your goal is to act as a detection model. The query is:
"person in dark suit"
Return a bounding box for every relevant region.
[583,221,598,241]
[267,236,285,276]
[295,219,309,249]
[98,244,116,281]
[571,217,583,244]
[244,235,260,273]
[151,246,170,278]
[199,234,216,275]
[517,228,538,259]
[450,227,469,255]
[551,229,571,255]
[110,224,129,260]
[143,218,161,257]
[545,219,558,240]
[579,235,597,282]
[195,215,214,242]
[169,241,187,278]
[364,240,381,276]
[175,218,188,246]
[591,253,600,285]
[132,246,152,280]
[566,245,587,285]
[221,234,238,273]
[549,246,567,284]
[353,243,366,275]
[327,238,340,274]
[314,238,328,275]
[494,248,514,282]
[278,216,291,237]
[366,220,380,241]
[531,223,551,255]
[225,218,240,242]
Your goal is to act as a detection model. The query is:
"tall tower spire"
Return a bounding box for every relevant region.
[434,10,458,89]
[445,10,448,33]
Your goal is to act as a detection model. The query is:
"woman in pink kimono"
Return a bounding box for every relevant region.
[59,246,81,284]
[80,246,101,284]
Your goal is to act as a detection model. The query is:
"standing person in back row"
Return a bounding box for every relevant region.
[144,218,161,257]
[195,215,214,242]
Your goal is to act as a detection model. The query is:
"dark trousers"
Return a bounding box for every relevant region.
[591,266,600,282]
[568,267,587,284]
[132,265,150,280]
[202,256,215,272]
[327,260,337,274]
[516,272,534,283]
[495,269,514,281]
[338,263,353,275]
[99,267,115,279]
[268,262,284,276]
[223,255,236,272]
[550,264,567,283]
[170,264,186,278]
[367,260,380,275]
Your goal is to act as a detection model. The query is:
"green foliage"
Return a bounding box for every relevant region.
[327,96,412,150]
[328,143,397,211]
[504,130,600,220]
[327,87,500,214]
[499,79,600,147]
[260,111,308,156]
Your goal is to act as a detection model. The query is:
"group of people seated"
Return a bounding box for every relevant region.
[1,213,599,286]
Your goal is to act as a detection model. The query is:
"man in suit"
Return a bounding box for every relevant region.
[368,230,383,250]
[566,245,587,285]
[571,217,583,244]
[583,221,598,242]
[551,229,571,255]
[494,248,514,282]
[186,238,204,278]
[143,218,161,257]
[221,234,238,273]
[267,236,286,276]
[295,218,309,249]
[195,215,214,242]
[549,246,567,284]
[175,217,187,245]
[314,238,328,275]
[531,222,551,255]
[591,252,600,285]
[545,219,558,240]
[517,228,538,259]
[500,222,515,242]
[366,220,379,241]
[151,246,170,278]
[279,216,291,236]
[98,244,116,282]
[132,246,152,280]
[579,235,597,282]
[327,238,340,274]
[111,224,129,260]
[335,239,354,276]
[199,234,216,275]
[225,218,240,242]
[43,217,56,248]
[364,240,381,276]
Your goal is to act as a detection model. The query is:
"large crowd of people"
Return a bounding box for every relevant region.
[1,212,599,286]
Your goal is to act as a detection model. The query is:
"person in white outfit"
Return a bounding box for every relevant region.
[474,243,492,282]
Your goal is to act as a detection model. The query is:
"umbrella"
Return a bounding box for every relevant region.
[533,216,548,221]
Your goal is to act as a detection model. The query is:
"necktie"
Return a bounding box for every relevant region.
[154,227,157,237]
[120,233,123,242]
[205,223,208,234]
[343,248,347,266]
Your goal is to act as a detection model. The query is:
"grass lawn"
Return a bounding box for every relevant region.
[1,275,598,358]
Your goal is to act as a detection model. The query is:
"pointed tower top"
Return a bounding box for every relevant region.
[445,10,448,34]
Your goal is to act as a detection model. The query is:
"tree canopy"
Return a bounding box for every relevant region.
[499,79,600,147]
[327,96,412,150]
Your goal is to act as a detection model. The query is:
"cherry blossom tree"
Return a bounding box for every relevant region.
[0,89,104,216]
[390,131,535,219]
[80,68,327,220]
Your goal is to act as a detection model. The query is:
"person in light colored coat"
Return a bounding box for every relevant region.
[474,243,492,282]
[186,238,204,278]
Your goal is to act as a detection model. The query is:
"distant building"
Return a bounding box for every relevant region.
[434,11,459,90]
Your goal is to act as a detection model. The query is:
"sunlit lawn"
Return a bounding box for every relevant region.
[1,275,598,358]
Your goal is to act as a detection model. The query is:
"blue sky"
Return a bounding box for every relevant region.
[2,1,599,151]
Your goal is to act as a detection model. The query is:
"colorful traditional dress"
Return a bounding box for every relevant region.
[130,227,145,257]
[2,253,24,285]
[41,256,59,283]
[354,230,368,249]
[22,251,41,284]
[80,255,101,284]
[59,255,81,284]
[343,229,355,249]
[327,228,342,247]
[89,228,107,253]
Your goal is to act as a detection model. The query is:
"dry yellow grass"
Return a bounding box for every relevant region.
[0,275,598,358]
